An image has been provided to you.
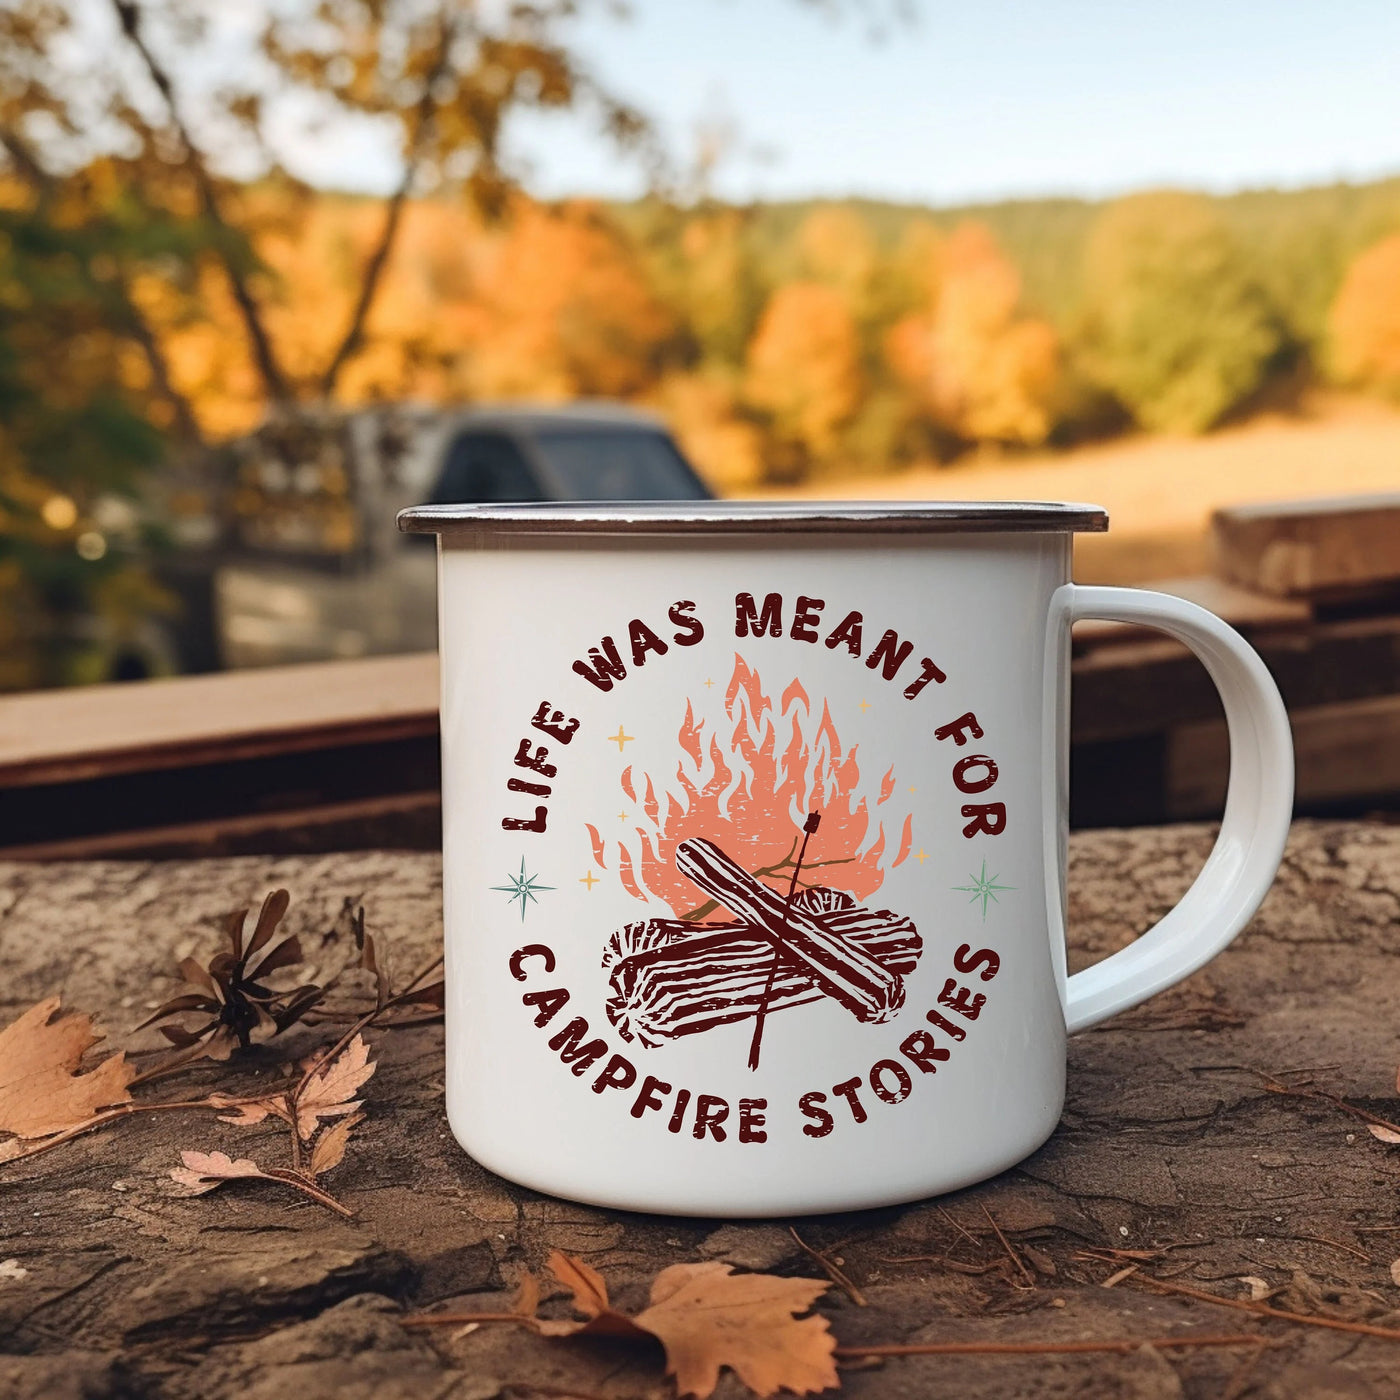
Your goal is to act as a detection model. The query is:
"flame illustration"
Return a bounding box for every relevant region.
[587,654,913,918]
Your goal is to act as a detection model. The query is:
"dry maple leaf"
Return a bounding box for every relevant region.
[1368,1123,1400,1144]
[295,1034,375,1140]
[527,1250,837,1399]
[0,998,135,1139]
[308,1110,363,1177]
[170,1149,267,1195]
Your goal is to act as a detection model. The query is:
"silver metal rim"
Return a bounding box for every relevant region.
[397,499,1109,536]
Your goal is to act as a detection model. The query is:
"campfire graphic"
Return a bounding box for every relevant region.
[589,657,922,1068]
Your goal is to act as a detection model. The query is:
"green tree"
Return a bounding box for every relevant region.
[1079,191,1285,433]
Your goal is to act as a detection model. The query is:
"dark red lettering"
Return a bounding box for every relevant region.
[953,944,1001,982]
[735,592,783,638]
[823,610,864,656]
[693,1093,729,1141]
[935,711,984,746]
[870,1058,913,1105]
[866,628,913,681]
[953,754,999,794]
[831,1076,867,1124]
[513,739,557,778]
[938,979,986,1021]
[507,777,551,797]
[903,657,947,699]
[509,944,555,981]
[739,1097,768,1143]
[549,1017,608,1074]
[591,1053,637,1094]
[631,1074,672,1118]
[531,702,580,744]
[790,595,825,643]
[628,617,669,667]
[521,986,569,1027]
[799,1090,834,1139]
[926,1008,967,1041]
[667,1088,692,1134]
[571,637,627,692]
[961,802,1007,837]
[502,808,547,833]
[669,600,705,647]
[900,1028,951,1073]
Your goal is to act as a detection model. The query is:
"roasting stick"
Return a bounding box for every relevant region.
[746,812,821,1071]
[674,838,905,1022]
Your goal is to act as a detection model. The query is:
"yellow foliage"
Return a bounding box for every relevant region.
[797,206,878,302]
[886,222,1058,446]
[744,281,861,459]
[1328,233,1400,394]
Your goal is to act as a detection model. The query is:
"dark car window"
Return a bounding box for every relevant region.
[531,429,710,501]
[431,432,545,503]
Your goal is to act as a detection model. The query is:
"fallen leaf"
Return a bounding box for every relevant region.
[636,1262,838,1399]
[0,998,134,1138]
[1391,1258,1400,1289]
[531,1250,836,1398]
[0,1259,28,1282]
[170,1149,269,1196]
[1239,1275,1272,1301]
[294,1035,375,1140]
[207,1091,288,1128]
[1368,1123,1400,1144]
[308,1110,362,1177]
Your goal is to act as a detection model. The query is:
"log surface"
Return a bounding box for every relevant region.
[4,821,1400,1398]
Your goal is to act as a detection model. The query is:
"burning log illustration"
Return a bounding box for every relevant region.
[603,836,922,1050]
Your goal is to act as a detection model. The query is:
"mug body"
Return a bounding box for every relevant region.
[419,503,1102,1216]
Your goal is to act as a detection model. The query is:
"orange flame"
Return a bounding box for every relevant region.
[587,654,913,918]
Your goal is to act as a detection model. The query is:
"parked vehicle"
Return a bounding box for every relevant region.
[215,403,711,668]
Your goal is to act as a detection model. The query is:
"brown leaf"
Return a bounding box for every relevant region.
[244,889,291,961]
[533,1251,835,1398]
[1368,1123,1400,1144]
[308,1110,362,1177]
[170,1149,269,1195]
[1390,1258,1400,1288]
[636,1262,837,1399]
[0,998,135,1139]
[295,1034,375,1139]
[208,1091,288,1127]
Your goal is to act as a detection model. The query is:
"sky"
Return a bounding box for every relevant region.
[286,0,1400,208]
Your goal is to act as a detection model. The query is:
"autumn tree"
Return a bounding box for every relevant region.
[1327,233,1400,396]
[744,281,862,477]
[886,222,1059,448]
[1079,191,1284,433]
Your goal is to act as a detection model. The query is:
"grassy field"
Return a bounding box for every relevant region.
[755,397,1400,583]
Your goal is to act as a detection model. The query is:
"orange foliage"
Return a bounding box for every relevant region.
[651,368,764,491]
[744,282,861,459]
[462,198,675,401]
[886,222,1059,446]
[1328,233,1400,394]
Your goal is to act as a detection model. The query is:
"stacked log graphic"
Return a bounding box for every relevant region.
[604,837,922,1049]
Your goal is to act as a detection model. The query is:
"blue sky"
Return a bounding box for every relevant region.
[293,0,1400,206]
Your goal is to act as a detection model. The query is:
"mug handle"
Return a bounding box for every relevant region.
[1044,584,1294,1033]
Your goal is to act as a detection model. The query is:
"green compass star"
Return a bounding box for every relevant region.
[953,858,1013,920]
[491,857,554,921]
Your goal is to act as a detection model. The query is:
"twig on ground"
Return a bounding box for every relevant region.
[1294,1233,1372,1263]
[1133,1275,1400,1341]
[788,1226,867,1307]
[981,1204,1035,1288]
[1100,1264,1139,1289]
[832,1335,1274,1358]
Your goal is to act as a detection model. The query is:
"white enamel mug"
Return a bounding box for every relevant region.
[398,501,1293,1217]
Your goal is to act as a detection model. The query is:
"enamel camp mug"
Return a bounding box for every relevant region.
[398,501,1294,1216]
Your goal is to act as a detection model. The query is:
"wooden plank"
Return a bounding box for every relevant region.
[0,651,439,788]
[0,789,441,861]
[1211,492,1400,598]
[1167,691,1400,818]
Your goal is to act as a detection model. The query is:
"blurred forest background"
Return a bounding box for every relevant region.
[5,0,1400,689]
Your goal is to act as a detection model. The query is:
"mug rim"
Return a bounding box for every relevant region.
[398,499,1110,537]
